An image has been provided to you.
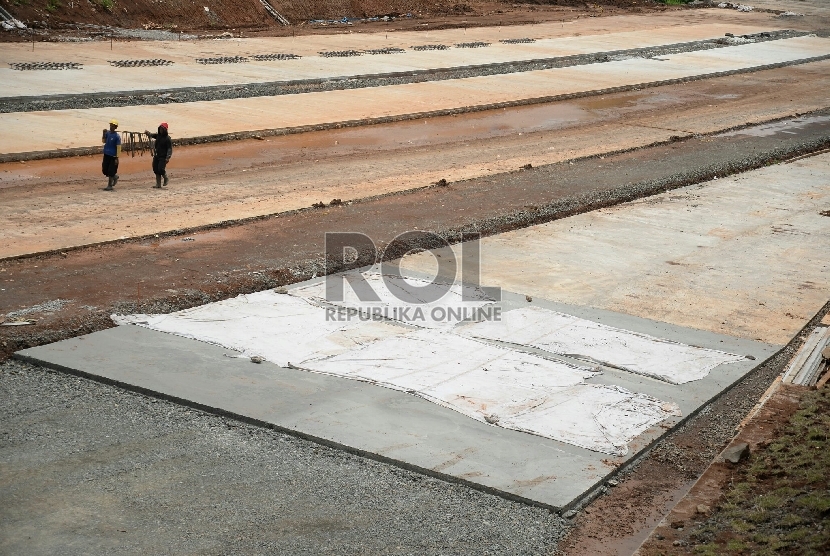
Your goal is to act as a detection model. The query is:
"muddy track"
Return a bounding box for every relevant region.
[6,106,829,263]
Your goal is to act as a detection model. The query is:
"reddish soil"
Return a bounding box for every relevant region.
[0,0,661,38]
[636,382,804,555]
[7,60,830,259]
[558,355,829,556]
[639,379,830,555]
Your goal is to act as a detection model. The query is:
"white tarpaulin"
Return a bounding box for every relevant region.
[112,290,408,367]
[460,306,744,384]
[301,329,680,455]
[113,289,681,454]
[289,271,496,329]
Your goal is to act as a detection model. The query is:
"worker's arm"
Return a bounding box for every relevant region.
[166,141,172,161]
[144,130,158,139]
[116,144,121,157]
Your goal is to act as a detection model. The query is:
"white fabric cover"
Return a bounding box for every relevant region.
[289,271,495,328]
[460,306,744,384]
[112,290,407,367]
[301,329,680,455]
[113,291,682,454]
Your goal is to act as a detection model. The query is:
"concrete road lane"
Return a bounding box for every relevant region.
[2,35,829,159]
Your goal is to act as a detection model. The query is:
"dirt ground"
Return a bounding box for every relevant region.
[636,379,830,555]
[0,0,660,39]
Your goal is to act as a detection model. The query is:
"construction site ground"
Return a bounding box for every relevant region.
[2,3,830,555]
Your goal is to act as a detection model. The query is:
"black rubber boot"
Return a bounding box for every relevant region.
[104,176,114,190]
[154,175,162,188]
[162,173,169,187]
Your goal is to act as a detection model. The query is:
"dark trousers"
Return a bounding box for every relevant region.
[152,156,168,176]
[102,154,118,177]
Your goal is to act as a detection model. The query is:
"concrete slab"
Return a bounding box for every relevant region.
[0,23,775,98]
[402,153,830,346]
[15,149,812,510]
[15,296,775,510]
[2,35,829,158]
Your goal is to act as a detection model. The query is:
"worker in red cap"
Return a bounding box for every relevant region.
[144,122,173,188]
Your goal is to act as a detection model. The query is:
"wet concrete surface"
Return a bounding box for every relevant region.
[403,141,830,346]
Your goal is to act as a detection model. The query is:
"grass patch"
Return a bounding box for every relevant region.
[693,388,830,554]
[44,0,61,12]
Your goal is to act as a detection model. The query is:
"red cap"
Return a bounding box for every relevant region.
[160,122,169,130]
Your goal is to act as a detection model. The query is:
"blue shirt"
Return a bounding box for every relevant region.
[103,130,121,156]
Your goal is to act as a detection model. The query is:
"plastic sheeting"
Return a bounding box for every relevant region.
[289,271,496,328]
[112,290,682,454]
[112,290,408,367]
[301,329,680,455]
[461,306,744,384]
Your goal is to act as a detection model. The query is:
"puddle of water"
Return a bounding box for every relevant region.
[0,102,591,180]
[284,101,590,153]
[575,91,650,111]
[715,115,830,138]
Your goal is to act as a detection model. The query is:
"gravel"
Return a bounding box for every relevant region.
[0,358,569,555]
[5,299,72,318]
[0,30,806,114]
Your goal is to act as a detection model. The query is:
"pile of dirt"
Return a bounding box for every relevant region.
[0,0,662,32]
[1,0,273,31]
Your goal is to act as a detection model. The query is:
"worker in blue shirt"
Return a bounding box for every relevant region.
[101,119,121,191]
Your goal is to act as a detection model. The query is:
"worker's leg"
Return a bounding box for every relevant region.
[103,155,114,190]
[152,157,162,188]
[156,157,169,187]
[111,157,119,187]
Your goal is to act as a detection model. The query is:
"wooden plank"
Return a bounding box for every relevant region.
[782,327,826,384]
